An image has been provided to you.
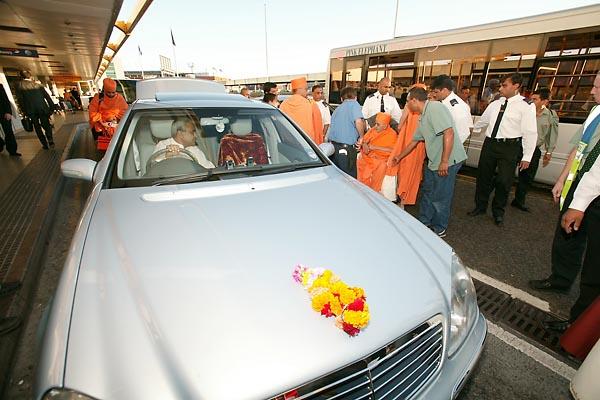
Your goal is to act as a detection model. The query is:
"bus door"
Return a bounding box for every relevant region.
[342,57,366,103]
[367,53,416,108]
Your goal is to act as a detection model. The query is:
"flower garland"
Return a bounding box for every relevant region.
[293,265,369,336]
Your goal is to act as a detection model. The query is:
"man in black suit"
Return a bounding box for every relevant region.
[15,70,55,149]
[0,83,20,156]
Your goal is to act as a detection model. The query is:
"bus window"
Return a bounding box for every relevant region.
[329,58,343,104]
[367,53,414,103]
[343,58,364,102]
[533,30,600,122]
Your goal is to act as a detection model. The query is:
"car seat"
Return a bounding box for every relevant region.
[218,118,268,166]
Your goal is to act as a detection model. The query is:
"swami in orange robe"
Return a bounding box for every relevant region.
[357,113,398,192]
[388,102,426,206]
[88,78,129,136]
[280,77,323,145]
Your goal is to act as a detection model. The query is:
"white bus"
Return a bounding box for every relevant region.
[326,4,600,184]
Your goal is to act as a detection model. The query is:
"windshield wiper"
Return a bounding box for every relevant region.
[152,161,324,186]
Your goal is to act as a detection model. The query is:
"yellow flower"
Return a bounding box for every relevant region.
[311,270,334,290]
[301,271,311,287]
[352,287,365,299]
[330,296,343,316]
[339,286,357,305]
[343,310,370,328]
[311,291,334,312]
[330,281,348,296]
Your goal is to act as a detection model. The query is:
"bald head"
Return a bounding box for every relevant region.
[378,78,392,96]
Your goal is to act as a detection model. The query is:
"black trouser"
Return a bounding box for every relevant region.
[331,141,357,178]
[514,146,541,206]
[548,178,600,319]
[474,137,521,217]
[0,119,18,154]
[30,113,53,146]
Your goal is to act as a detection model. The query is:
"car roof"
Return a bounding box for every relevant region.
[131,93,275,110]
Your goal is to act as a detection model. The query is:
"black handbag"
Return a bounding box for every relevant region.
[21,117,33,132]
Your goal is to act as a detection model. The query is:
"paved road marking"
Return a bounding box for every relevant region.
[487,320,576,381]
[468,267,551,313]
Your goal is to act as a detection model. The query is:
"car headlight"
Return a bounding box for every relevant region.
[448,252,478,357]
[43,388,97,400]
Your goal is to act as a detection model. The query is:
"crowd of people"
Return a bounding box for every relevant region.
[262,72,599,337]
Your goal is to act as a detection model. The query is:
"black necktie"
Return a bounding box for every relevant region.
[380,95,385,112]
[491,99,508,139]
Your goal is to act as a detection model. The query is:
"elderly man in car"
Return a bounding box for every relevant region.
[153,117,214,169]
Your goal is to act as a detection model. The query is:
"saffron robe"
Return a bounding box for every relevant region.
[357,126,397,192]
[389,110,426,205]
[280,94,324,144]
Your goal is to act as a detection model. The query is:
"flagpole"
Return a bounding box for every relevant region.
[264,0,269,80]
[138,45,145,79]
[393,0,399,38]
[171,28,178,77]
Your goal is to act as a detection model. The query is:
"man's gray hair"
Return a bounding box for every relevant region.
[171,117,194,138]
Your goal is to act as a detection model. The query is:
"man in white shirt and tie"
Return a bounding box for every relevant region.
[430,74,474,143]
[467,72,537,226]
[362,77,401,130]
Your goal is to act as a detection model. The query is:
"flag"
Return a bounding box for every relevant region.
[138,45,142,56]
[170,29,176,47]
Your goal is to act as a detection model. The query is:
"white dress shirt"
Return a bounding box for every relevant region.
[441,91,473,143]
[154,138,215,169]
[316,100,331,126]
[570,155,600,212]
[473,95,538,162]
[362,92,402,125]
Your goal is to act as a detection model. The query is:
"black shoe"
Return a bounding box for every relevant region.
[467,208,486,217]
[0,317,20,336]
[494,215,504,226]
[511,200,530,212]
[0,281,21,297]
[0,144,4,153]
[528,278,570,294]
[9,152,22,157]
[42,145,49,150]
[543,319,570,333]
[49,141,55,148]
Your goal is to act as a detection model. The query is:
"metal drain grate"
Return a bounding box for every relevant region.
[499,298,563,352]
[473,280,511,320]
[473,279,579,367]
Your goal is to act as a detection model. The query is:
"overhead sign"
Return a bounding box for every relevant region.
[345,44,387,57]
[0,47,39,58]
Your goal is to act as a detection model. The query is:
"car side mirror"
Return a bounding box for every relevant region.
[61,159,97,181]
[319,142,335,157]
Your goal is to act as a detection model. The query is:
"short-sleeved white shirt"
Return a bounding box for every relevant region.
[441,91,473,143]
[154,138,215,168]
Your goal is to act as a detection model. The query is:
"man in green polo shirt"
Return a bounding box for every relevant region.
[389,86,467,238]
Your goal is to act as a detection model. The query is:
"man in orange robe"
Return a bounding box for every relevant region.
[357,112,397,193]
[388,84,427,207]
[280,77,323,144]
[88,78,128,139]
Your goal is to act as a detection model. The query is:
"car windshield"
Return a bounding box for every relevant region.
[113,107,326,187]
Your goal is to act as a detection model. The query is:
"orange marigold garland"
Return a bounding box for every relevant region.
[293,265,369,336]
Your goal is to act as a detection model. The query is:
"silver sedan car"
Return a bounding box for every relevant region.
[36,78,486,400]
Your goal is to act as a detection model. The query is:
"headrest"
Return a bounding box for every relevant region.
[230,118,252,136]
[149,119,173,140]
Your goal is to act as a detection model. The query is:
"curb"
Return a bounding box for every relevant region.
[0,122,88,396]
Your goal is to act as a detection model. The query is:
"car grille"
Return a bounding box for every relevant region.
[289,317,444,400]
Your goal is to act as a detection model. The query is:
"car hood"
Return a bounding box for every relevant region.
[66,167,452,400]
